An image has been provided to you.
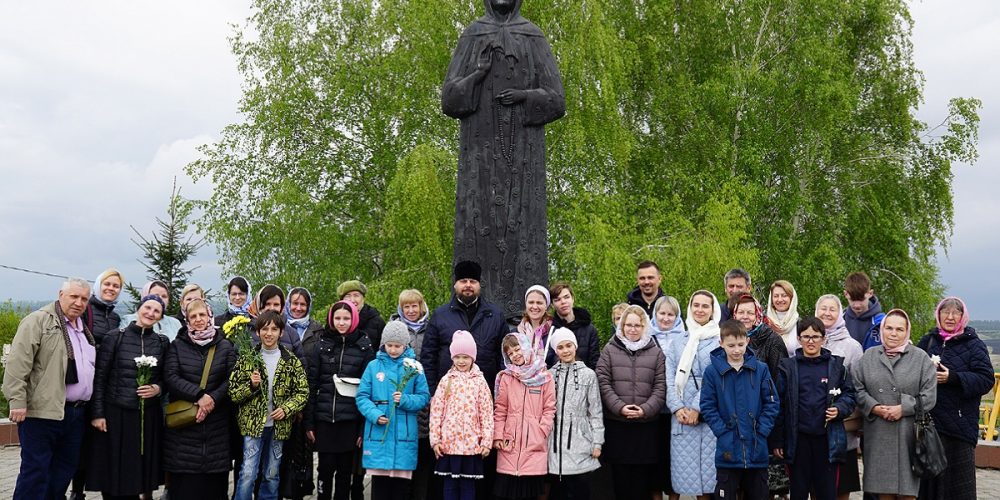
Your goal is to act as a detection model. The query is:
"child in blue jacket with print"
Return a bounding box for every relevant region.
[701,320,780,500]
[357,321,431,499]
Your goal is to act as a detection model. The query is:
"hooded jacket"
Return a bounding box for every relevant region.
[843,296,883,345]
[429,364,495,456]
[700,347,780,469]
[770,348,856,464]
[916,327,995,444]
[389,312,431,438]
[493,364,556,476]
[357,347,430,471]
[548,361,604,476]
[550,307,600,369]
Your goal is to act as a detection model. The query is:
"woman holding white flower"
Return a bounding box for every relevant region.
[356,320,430,500]
[916,297,995,500]
[87,294,171,498]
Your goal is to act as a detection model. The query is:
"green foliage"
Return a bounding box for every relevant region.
[188,0,979,335]
[366,144,456,313]
[126,180,206,316]
[0,301,29,417]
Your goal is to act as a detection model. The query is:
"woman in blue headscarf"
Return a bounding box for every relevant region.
[214,276,252,328]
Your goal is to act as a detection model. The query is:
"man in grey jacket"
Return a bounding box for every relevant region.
[3,278,96,500]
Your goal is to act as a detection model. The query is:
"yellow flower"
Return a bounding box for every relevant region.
[223,315,250,336]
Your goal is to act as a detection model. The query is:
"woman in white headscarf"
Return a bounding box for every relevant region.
[765,280,800,356]
[665,290,722,500]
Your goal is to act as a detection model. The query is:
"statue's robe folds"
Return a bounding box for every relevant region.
[442,2,565,315]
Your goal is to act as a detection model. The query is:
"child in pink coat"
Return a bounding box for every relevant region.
[429,330,493,500]
[492,333,556,499]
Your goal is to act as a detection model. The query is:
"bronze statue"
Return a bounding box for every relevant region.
[442,0,565,316]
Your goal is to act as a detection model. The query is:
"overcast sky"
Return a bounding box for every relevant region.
[1,1,997,318]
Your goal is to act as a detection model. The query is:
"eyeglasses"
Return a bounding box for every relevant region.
[623,323,643,330]
[799,335,823,343]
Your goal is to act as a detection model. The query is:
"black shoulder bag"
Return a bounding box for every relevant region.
[911,393,947,478]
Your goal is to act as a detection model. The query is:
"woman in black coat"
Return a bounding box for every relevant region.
[88,294,170,498]
[916,297,995,500]
[163,298,237,500]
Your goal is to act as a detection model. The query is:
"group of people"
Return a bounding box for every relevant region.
[2,261,995,500]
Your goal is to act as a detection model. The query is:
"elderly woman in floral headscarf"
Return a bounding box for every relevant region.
[916,297,995,500]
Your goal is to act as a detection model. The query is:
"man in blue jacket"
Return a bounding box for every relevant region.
[420,260,510,395]
[701,320,780,500]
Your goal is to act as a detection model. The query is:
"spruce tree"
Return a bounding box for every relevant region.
[126,179,206,317]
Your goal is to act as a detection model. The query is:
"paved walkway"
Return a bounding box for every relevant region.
[0,444,997,499]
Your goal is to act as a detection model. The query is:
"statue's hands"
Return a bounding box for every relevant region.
[476,44,493,75]
[496,89,527,105]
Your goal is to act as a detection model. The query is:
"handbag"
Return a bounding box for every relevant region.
[911,394,947,478]
[843,408,862,433]
[165,345,217,429]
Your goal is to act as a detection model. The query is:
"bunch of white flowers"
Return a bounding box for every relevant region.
[402,357,424,374]
[134,355,158,368]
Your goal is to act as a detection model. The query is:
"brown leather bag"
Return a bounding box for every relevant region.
[843,408,862,433]
[165,345,216,429]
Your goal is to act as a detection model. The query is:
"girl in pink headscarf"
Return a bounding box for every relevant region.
[304,300,375,500]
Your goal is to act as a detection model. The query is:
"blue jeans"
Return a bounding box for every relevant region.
[235,427,284,500]
[14,404,87,500]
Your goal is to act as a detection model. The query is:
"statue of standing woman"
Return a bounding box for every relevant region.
[442,0,565,316]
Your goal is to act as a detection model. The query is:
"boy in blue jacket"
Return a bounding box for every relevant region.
[357,321,431,499]
[770,316,856,500]
[701,320,780,500]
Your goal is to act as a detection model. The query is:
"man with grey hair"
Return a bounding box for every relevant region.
[721,268,752,323]
[3,278,97,500]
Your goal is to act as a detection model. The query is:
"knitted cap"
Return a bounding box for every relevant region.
[381,321,410,347]
[454,261,482,282]
[337,280,368,298]
[548,327,577,351]
[139,294,165,313]
[450,330,477,361]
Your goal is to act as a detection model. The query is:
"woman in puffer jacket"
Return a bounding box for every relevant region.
[492,333,556,500]
[163,298,238,500]
[547,328,603,500]
[597,304,667,500]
